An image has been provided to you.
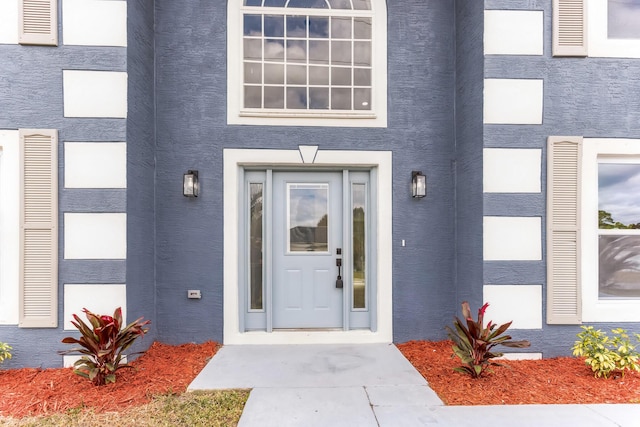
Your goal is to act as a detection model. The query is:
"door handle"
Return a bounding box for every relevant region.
[336,258,343,288]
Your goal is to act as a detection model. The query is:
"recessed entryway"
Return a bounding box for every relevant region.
[223,147,392,344]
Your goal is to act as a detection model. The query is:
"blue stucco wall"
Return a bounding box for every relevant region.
[388,0,456,343]
[126,0,158,355]
[153,0,227,344]
[453,0,485,320]
[151,0,458,344]
[0,38,127,367]
[484,0,640,357]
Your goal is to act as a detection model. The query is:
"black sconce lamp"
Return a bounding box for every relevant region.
[412,171,426,198]
[183,170,199,197]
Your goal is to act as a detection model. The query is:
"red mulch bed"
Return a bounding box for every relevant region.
[397,340,640,405]
[2,340,639,418]
[0,341,218,418]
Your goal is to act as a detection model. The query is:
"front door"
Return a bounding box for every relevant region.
[272,172,343,328]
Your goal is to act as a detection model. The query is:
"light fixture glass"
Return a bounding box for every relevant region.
[412,171,426,198]
[183,170,199,197]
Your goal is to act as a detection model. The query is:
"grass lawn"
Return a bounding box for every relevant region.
[0,390,250,427]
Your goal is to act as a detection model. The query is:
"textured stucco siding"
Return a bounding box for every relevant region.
[152,0,458,344]
[125,0,158,355]
[387,0,457,343]
[454,0,485,317]
[484,0,640,357]
[0,44,126,367]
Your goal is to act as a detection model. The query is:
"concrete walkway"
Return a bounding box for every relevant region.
[188,344,640,426]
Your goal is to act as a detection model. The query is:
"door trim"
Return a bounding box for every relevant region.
[223,147,393,344]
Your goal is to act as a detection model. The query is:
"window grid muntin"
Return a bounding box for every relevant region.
[242,6,373,112]
[244,0,371,10]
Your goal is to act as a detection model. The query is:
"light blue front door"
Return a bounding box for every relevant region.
[272,172,343,328]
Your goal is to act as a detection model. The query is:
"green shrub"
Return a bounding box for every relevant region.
[61,307,150,385]
[0,342,12,363]
[572,326,640,378]
[446,301,530,378]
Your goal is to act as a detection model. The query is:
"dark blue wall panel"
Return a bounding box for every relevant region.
[152,0,459,344]
[153,0,228,344]
[126,0,158,355]
[388,0,456,343]
[453,0,484,320]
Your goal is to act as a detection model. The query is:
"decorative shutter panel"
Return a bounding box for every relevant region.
[19,129,58,328]
[547,136,582,324]
[553,0,587,57]
[19,0,58,46]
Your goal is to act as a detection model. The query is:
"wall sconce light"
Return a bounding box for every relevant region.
[412,171,426,198]
[183,170,199,197]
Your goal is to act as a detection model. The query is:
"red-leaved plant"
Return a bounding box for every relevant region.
[445,301,530,378]
[61,307,150,385]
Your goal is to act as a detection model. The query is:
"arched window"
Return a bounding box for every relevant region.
[228,0,387,127]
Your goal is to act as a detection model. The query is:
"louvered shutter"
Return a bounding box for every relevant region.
[19,0,58,46]
[553,0,587,57]
[19,129,58,328]
[547,136,582,324]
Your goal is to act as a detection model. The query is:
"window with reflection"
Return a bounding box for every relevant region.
[608,0,640,39]
[243,0,373,112]
[249,183,265,310]
[598,161,640,299]
[287,183,329,252]
[352,183,366,309]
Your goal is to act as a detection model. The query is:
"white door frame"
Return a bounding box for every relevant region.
[223,146,393,344]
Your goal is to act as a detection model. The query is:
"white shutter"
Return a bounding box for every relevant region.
[553,0,587,57]
[19,0,58,46]
[547,136,582,324]
[19,129,58,328]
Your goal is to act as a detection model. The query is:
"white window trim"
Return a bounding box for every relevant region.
[0,131,19,324]
[582,138,640,322]
[587,0,640,58]
[227,0,387,127]
[223,147,392,344]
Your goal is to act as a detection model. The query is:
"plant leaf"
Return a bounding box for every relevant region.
[461,302,472,320]
[502,340,531,348]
